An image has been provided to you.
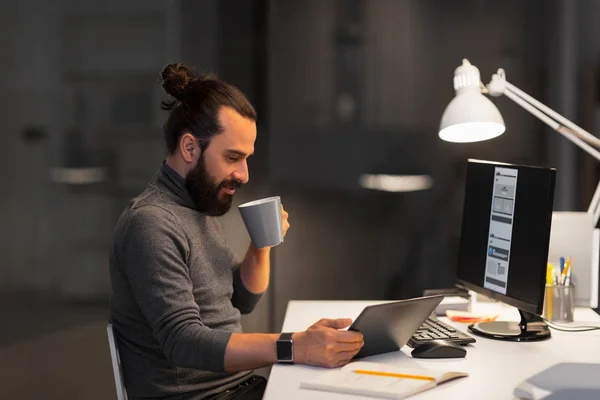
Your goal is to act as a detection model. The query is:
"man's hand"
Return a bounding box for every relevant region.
[281,205,290,237]
[223,319,363,373]
[292,318,364,368]
[239,204,289,294]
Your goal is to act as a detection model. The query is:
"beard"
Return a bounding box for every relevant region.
[186,155,242,216]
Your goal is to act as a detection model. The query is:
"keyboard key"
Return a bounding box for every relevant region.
[409,316,476,347]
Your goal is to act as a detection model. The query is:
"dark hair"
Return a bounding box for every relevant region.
[159,62,257,154]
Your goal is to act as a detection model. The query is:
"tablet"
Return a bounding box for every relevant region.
[348,295,444,358]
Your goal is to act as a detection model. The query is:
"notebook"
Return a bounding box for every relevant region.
[300,361,468,399]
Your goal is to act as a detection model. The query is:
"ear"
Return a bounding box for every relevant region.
[179,132,199,163]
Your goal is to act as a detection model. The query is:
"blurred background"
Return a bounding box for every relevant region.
[2,0,600,398]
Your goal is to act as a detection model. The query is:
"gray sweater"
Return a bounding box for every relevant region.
[109,163,263,399]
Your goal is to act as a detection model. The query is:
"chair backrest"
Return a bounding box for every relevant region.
[106,323,128,400]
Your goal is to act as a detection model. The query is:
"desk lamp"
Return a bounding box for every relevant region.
[439,59,599,308]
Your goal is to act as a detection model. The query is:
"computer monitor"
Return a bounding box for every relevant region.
[456,159,556,341]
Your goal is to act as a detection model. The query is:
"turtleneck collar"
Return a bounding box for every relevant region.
[156,161,196,209]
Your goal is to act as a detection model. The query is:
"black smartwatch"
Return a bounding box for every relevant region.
[276,332,294,363]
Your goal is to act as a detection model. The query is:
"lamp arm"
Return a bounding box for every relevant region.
[505,81,600,149]
[491,78,600,224]
[502,88,600,163]
[591,178,600,225]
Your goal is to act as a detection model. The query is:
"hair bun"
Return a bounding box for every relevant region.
[160,62,198,100]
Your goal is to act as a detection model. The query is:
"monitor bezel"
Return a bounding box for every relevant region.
[455,159,556,316]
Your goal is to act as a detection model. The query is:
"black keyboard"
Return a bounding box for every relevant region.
[408,315,476,347]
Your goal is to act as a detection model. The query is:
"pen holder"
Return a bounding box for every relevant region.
[542,284,575,323]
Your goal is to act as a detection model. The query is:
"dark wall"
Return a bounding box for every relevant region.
[267,0,550,329]
[2,0,597,334]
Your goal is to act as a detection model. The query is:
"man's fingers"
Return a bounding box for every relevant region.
[333,351,360,367]
[334,340,364,353]
[313,318,353,329]
[280,205,289,233]
[327,318,353,329]
[332,329,363,343]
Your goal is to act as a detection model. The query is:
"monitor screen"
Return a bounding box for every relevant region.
[456,159,556,315]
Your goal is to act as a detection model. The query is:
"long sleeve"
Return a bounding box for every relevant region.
[231,266,263,314]
[115,205,232,372]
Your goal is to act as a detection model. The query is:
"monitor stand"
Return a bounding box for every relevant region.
[467,309,551,342]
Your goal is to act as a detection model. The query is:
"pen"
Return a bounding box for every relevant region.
[564,268,572,286]
[560,257,565,275]
[560,257,571,285]
[352,369,435,381]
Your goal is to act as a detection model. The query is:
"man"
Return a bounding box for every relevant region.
[109,62,364,400]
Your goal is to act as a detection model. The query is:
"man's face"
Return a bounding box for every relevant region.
[186,107,256,216]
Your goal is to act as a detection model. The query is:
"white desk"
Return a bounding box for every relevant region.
[264,300,600,399]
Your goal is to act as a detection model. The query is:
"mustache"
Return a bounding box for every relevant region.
[220,179,243,190]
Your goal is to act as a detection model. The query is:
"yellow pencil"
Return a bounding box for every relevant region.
[353,369,435,381]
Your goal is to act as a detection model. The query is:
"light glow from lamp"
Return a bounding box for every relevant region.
[439,121,505,143]
[359,174,433,192]
[438,59,506,143]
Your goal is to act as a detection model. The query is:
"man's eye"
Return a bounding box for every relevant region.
[227,156,239,163]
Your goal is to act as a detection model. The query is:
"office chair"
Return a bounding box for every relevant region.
[106,323,128,400]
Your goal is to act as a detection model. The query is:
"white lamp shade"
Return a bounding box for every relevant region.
[439,91,506,143]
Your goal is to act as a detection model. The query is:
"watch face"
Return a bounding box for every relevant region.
[276,339,293,362]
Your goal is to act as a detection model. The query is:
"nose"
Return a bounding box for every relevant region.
[233,159,249,184]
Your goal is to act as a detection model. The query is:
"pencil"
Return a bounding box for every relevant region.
[352,369,435,381]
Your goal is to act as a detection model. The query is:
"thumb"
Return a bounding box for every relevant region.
[313,318,353,329]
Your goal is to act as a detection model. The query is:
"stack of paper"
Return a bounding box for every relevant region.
[446,310,499,323]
